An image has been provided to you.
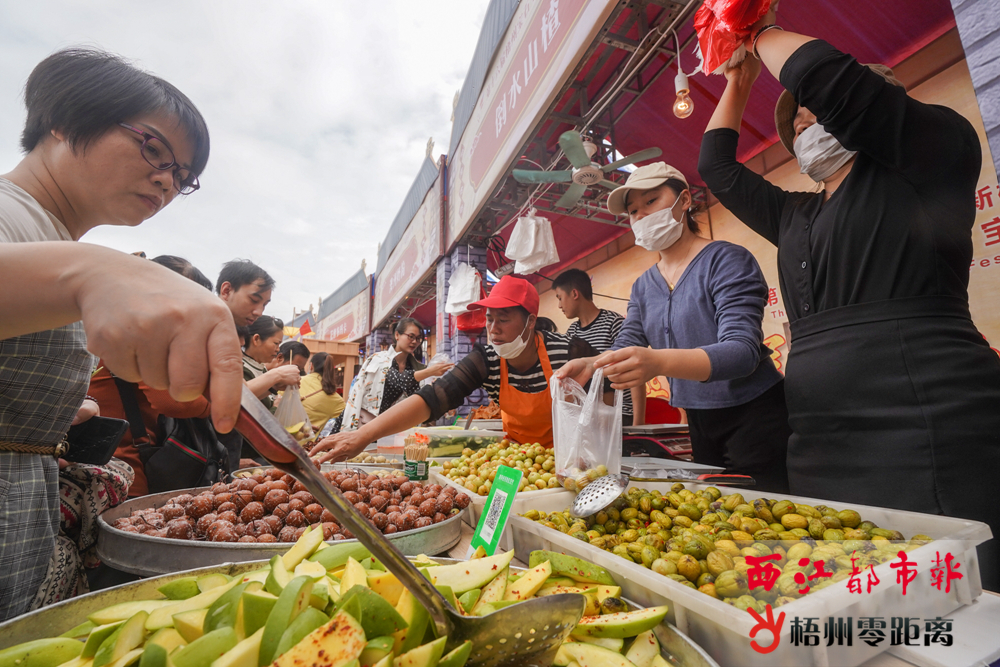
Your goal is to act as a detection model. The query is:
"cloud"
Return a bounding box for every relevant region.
[0,0,487,319]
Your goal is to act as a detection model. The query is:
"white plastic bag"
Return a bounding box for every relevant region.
[419,353,453,387]
[551,366,623,492]
[506,209,560,275]
[445,262,481,315]
[273,385,313,441]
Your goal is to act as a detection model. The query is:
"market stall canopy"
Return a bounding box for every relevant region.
[372,157,444,328]
[479,0,959,279]
[283,311,316,340]
[315,267,371,342]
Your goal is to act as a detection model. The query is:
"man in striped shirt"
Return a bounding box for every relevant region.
[554,269,645,426]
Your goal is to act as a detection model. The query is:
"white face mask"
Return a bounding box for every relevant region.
[631,197,685,252]
[794,122,857,183]
[489,319,532,359]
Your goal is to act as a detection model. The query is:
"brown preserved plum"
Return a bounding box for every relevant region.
[263,489,289,514]
[240,502,265,523]
[303,504,324,524]
[284,510,306,527]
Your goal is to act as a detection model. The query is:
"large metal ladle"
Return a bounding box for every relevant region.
[234,385,584,667]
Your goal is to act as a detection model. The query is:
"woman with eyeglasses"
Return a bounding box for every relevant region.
[0,49,242,619]
[242,316,301,411]
[339,318,453,432]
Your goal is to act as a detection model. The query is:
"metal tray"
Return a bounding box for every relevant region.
[96,488,465,577]
[0,558,718,666]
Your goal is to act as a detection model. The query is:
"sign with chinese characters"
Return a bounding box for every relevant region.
[744,549,966,654]
[447,0,617,248]
[372,179,442,326]
[316,286,370,342]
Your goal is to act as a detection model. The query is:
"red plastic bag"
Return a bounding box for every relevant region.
[694,0,771,75]
[455,283,487,332]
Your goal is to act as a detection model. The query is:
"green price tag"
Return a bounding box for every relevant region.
[469,465,523,556]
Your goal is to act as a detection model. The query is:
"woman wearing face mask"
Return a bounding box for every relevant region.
[311,276,601,463]
[698,8,1000,589]
[557,163,790,493]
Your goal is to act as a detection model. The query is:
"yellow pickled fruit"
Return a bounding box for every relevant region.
[626,543,644,557]
[677,503,702,521]
[795,504,822,519]
[722,493,746,512]
[769,523,785,533]
[641,546,659,568]
[620,508,638,522]
[837,509,862,528]
[786,542,813,563]
[676,555,701,582]
[651,558,678,577]
[730,530,754,547]
[714,540,742,559]
[808,518,826,540]
[780,513,809,530]
[823,529,846,541]
[683,538,711,561]
[707,550,735,576]
[770,500,794,520]
[715,570,749,598]
[667,493,684,508]
[777,531,800,542]
[673,516,694,529]
[639,496,653,514]
[753,499,775,524]
[699,583,719,599]
[620,529,640,543]
[776,573,802,598]
[820,515,843,530]
[664,550,684,563]
[522,509,540,521]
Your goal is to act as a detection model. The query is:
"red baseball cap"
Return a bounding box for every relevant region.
[469,275,539,316]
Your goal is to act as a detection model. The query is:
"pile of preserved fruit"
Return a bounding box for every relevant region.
[521,484,933,610]
[0,533,672,667]
[439,441,559,495]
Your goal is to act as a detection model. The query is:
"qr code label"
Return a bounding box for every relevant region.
[479,488,508,545]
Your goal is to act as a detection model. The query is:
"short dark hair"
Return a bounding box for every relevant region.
[21,48,210,175]
[534,316,558,333]
[246,315,283,343]
[151,255,212,290]
[552,269,593,301]
[216,259,275,294]
[279,341,310,361]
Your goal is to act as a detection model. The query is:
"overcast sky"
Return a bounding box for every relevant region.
[0,0,487,321]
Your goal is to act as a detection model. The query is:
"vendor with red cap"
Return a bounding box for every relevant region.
[311,275,601,461]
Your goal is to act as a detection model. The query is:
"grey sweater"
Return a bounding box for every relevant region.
[612,241,782,409]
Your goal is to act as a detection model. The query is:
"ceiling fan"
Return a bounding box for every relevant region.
[511,131,662,209]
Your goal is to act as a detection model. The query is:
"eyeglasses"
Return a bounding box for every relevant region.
[118,122,200,195]
[398,332,423,342]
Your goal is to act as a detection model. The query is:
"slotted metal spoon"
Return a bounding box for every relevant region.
[234,385,585,667]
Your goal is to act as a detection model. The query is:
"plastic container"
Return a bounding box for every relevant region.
[413,428,506,457]
[510,481,991,667]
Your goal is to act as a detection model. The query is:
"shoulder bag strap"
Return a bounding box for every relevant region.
[112,376,152,444]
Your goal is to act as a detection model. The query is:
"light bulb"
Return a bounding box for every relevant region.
[673,71,694,119]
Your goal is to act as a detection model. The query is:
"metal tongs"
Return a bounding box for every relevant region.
[234,385,584,667]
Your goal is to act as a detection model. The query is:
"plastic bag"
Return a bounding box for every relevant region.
[445,262,482,315]
[694,0,770,75]
[273,385,313,442]
[419,353,453,387]
[551,367,623,492]
[506,209,560,275]
[456,281,488,332]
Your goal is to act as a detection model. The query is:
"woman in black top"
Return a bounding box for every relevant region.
[699,12,1000,589]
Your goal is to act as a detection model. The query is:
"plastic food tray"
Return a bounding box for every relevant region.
[412,428,507,457]
[510,481,990,667]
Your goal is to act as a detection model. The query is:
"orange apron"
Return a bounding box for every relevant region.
[499,333,554,448]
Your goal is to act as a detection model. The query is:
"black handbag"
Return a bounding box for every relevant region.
[114,377,230,493]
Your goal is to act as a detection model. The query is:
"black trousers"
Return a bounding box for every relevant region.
[685,380,791,494]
